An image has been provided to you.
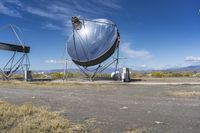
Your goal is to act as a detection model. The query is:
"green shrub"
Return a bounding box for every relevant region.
[151,72,163,78]
[51,72,64,79]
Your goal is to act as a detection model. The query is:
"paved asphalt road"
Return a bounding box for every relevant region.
[0,84,200,133]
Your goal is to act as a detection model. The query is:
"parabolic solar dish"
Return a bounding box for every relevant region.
[67,17,120,67]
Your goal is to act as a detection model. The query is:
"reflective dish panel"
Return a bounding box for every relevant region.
[67,18,120,67]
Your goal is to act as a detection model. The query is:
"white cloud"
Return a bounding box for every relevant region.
[25,7,56,20]
[5,0,22,6]
[141,64,147,68]
[45,59,73,64]
[0,0,122,33]
[45,60,66,64]
[185,56,200,63]
[121,43,152,59]
[42,23,63,31]
[92,0,121,9]
[0,1,21,17]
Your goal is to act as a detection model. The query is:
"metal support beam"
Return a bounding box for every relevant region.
[0,42,30,53]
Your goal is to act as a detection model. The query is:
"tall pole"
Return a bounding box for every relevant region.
[24,64,28,81]
[63,59,67,80]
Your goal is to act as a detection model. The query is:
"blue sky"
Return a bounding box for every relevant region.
[0,0,200,70]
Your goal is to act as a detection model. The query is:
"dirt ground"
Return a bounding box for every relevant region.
[0,81,200,133]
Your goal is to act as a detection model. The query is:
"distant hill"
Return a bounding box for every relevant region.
[130,65,200,73]
[165,65,200,72]
[32,67,116,73]
[32,69,77,73]
[30,65,200,74]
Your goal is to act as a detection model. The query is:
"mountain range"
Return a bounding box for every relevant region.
[31,65,200,73]
[165,65,200,72]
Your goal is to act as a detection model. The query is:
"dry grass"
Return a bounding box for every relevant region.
[168,91,200,97]
[0,81,80,88]
[124,128,151,133]
[0,101,90,133]
[0,80,123,90]
[0,81,95,89]
[0,101,150,133]
[0,101,151,133]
